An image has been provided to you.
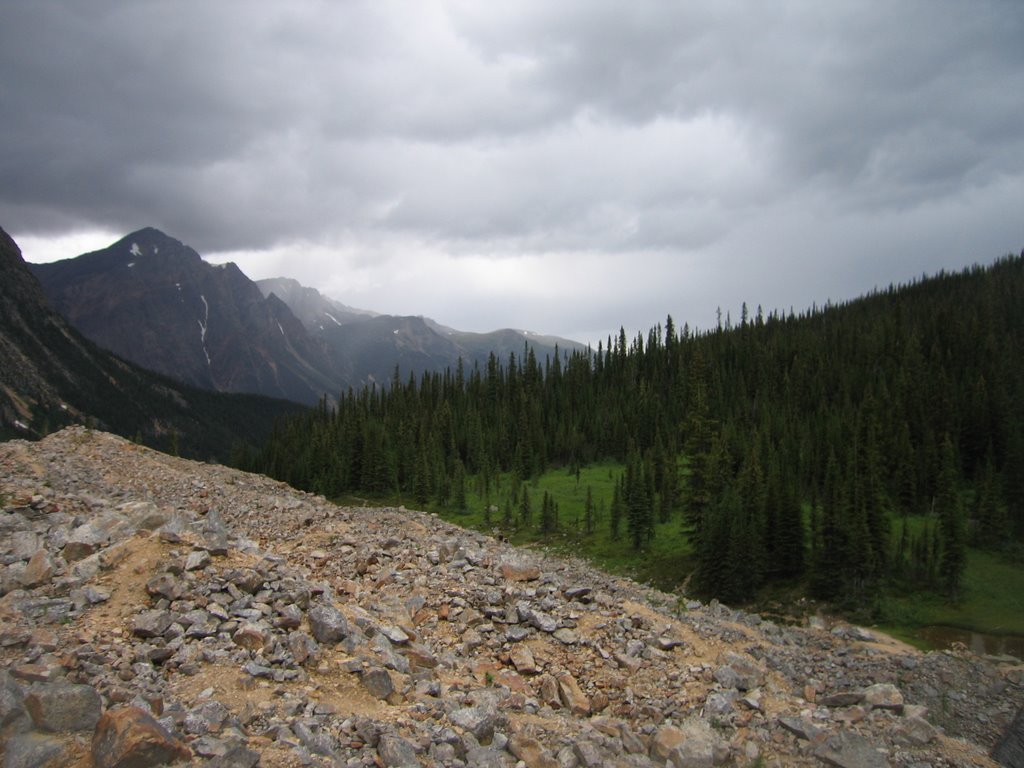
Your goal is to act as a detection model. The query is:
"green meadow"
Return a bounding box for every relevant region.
[386,465,1024,649]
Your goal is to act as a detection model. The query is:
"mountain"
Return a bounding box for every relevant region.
[0,225,305,459]
[256,276,376,330]
[258,278,586,388]
[31,229,584,403]
[31,228,341,405]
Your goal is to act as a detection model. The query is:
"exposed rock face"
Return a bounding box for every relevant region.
[25,227,584,406]
[993,706,1024,767]
[0,225,302,458]
[91,706,191,768]
[1,426,1022,767]
[31,228,342,406]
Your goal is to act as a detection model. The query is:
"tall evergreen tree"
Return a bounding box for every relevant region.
[936,435,967,600]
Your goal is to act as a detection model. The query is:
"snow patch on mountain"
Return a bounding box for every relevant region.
[198,295,211,366]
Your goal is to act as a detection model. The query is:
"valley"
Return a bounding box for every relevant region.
[1,426,1021,767]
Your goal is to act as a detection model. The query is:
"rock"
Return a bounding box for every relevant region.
[380,624,410,645]
[511,644,539,675]
[132,609,174,638]
[523,607,558,633]
[206,745,261,768]
[362,667,395,700]
[714,652,764,691]
[24,682,103,732]
[92,706,192,768]
[465,745,505,768]
[814,731,889,768]
[508,735,560,768]
[274,603,303,629]
[573,740,604,767]
[651,724,684,762]
[897,715,938,746]
[184,549,211,571]
[704,691,735,718]
[232,622,268,651]
[62,539,97,562]
[287,631,320,665]
[201,508,231,554]
[538,674,561,709]
[9,664,56,683]
[820,691,865,707]
[2,732,67,768]
[778,716,824,742]
[556,672,591,716]
[20,550,54,588]
[450,705,498,743]
[992,705,1024,768]
[378,734,419,767]
[553,628,579,644]
[9,531,39,561]
[0,671,27,729]
[145,573,183,601]
[294,721,338,756]
[664,718,726,768]
[307,604,350,643]
[501,562,541,581]
[863,683,904,712]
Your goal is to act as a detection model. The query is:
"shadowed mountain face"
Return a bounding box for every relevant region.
[29,227,585,402]
[0,225,304,458]
[31,229,341,405]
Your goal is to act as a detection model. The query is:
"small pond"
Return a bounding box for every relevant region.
[916,625,1024,660]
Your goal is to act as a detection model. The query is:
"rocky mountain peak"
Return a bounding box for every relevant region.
[30,230,340,405]
[1,427,1020,766]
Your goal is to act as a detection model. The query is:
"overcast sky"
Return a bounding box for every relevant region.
[3,1,1023,345]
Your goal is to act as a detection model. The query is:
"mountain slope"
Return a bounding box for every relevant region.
[32,229,341,405]
[0,225,304,459]
[257,276,376,330]
[259,277,586,388]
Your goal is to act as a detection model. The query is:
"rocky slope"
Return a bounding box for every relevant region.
[1,427,1021,767]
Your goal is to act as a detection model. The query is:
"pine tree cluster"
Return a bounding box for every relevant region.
[244,255,1024,606]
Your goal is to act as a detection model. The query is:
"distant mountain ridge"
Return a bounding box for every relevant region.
[0,225,303,458]
[256,276,377,331]
[30,227,585,402]
[257,277,586,389]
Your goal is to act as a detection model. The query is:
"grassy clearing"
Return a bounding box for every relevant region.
[337,467,1024,645]
[878,547,1024,637]
[441,462,695,592]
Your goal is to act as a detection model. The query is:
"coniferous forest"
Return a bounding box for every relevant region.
[242,255,1024,609]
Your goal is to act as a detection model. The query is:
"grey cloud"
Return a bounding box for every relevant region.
[1,1,1022,341]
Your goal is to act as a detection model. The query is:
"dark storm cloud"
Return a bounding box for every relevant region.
[2,1,1022,340]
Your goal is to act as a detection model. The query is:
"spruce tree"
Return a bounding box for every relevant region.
[519,485,532,528]
[936,435,967,600]
[584,486,596,534]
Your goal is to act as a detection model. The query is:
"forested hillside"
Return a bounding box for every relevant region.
[244,255,1024,607]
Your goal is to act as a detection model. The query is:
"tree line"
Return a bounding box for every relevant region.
[240,254,1024,606]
